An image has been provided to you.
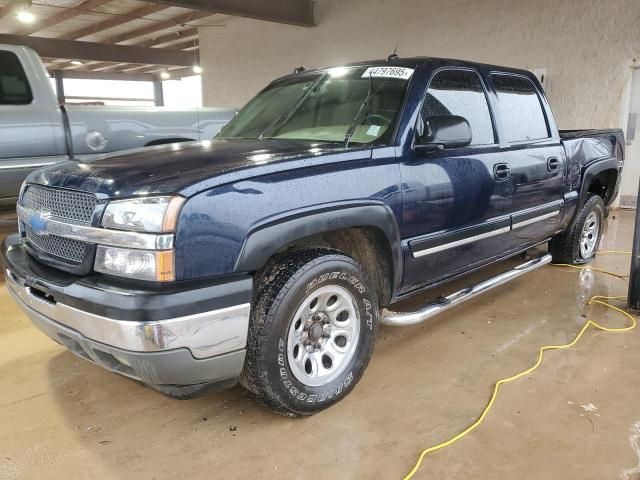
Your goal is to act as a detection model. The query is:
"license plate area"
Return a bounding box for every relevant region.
[26,285,57,305]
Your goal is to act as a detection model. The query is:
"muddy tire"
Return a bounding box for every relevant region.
[240,248,378,416]
[549,195,605,264]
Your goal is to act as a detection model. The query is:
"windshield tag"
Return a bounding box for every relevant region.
[361,66,414,80]
[367,125,382,136]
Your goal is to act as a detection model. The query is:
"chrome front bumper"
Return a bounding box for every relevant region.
[6,269,250,359]
[6,268,251,387]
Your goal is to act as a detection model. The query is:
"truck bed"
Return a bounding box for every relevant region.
[560,128,625,163]
[559,128,624,141]
[560,128,624,203]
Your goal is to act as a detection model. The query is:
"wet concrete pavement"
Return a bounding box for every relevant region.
[1,210,639,479]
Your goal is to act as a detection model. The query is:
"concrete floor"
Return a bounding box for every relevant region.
[1,210,639,480]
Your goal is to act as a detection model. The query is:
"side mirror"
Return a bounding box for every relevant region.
[415,115,472,151]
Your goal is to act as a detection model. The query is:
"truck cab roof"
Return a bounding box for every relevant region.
[288,56,536,81]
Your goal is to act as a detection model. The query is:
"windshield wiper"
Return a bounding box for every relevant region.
[343,73,374,148]
[259,73,327,140]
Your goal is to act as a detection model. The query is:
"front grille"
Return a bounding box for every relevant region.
[22,185,97,268]
[25,225,87,264]
[23,185,98,225]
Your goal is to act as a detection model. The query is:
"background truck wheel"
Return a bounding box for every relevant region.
[550,195,605,265]
[241,248,378,416]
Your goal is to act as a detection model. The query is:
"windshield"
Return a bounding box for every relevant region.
[216,65,414,146]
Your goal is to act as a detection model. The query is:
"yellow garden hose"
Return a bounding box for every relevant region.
[552,262,629,280]
[402,255,637,480]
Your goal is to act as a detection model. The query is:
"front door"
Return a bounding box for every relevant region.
[399,68,512,293]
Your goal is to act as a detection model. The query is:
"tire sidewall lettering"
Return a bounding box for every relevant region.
[279,269,373,404]
[305,271,366,295]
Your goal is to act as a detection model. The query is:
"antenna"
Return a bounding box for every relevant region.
[387,43,399,63]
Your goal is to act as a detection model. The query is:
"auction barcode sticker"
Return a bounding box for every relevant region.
[361,66,414,80]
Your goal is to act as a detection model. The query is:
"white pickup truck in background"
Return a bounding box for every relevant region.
[0,44,236,207]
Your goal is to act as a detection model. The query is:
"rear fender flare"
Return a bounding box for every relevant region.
[579,157,619,208]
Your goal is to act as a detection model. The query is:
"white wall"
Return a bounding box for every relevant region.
[199,0,640,196]
[200,0,638,127]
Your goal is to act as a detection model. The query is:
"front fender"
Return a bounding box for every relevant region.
[234,203,403,294]
[173,150,402,283]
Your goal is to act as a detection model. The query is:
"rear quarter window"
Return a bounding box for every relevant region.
[0,51,33,105]
[491,74,548,143]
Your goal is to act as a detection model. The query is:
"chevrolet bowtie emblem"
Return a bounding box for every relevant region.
[28,211,52,236]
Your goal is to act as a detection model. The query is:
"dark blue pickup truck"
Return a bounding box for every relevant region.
[1,57,625,416]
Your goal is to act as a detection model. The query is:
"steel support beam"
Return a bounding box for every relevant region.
[159,38,198,51]
[153,80,165,106]
[102,11,210,44]
[53,70,65,104]
[0,34,195,66]
[60,4,168,40]
[143,0,315,27]
[15,0,112,36]
[49,69,156,82]
[136,27,198,48]
[0,0,22,20]
[49,68,195,81]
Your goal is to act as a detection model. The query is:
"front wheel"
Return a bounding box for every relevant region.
[241,248,378,416]
[550,195,605,264]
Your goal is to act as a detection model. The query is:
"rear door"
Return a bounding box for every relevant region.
[399,67,513,293]
[488,73,566,249]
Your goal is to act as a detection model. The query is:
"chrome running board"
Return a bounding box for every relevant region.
[381,253,552,327]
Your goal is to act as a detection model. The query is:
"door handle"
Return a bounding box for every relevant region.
[493,163,511,180]
[547,157,560,172]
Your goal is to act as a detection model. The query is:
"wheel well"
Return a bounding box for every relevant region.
[275,227,394,306]
[587,168,618,204]
[145,137,195,147]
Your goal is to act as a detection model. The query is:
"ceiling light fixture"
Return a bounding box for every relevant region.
[17,9,35,24]
[160,71,171,80]
[70,60,83,66]
[192,65,203,74]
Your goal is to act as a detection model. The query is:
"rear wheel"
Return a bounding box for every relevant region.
[241,248,378,416]
[550,195,605,264]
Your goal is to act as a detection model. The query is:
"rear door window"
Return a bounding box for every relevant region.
[422,69,495,145]
[0,51,33,105]
[491,74,549,142]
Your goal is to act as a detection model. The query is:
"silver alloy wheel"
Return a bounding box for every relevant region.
[286,285,360,387]
[580,211,600,258]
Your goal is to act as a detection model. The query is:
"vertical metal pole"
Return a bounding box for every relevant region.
[54,71,65,104]
[153,80,164,107]
[628,178,640,309]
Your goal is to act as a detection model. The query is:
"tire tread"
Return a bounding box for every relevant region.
[550,195,605,265]
[241,247,376,416]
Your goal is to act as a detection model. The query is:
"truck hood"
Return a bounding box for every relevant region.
[27,139,365,198]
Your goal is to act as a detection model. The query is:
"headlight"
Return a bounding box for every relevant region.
[102,196,184,233]
[94,246,175,281]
